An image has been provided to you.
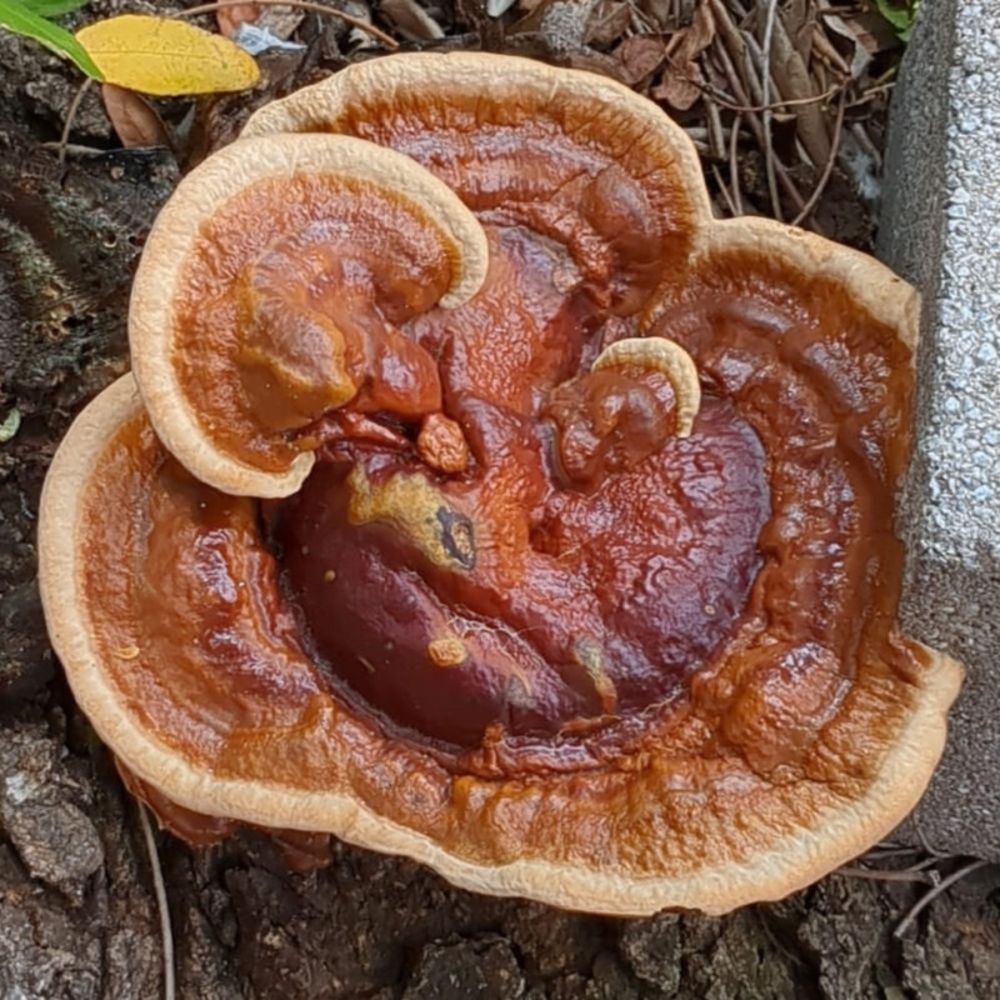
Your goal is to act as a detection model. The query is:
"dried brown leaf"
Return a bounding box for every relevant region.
[784,0,816,65]
[652,0,715,110]
[217,2,259,37]
[585,0,630,47]
[852,11,903,52]
[380,0,444,39]
[682,0,714,54]
[614,35,666,86]
[636,0,673,31]
[653,63,703,110]
[768,11,830,168]
[821,15,872,80]
[101,82,171,149]
[256,5,305,38]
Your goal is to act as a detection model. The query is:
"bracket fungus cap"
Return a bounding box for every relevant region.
[129,131,488,498]
[39,52,963,916]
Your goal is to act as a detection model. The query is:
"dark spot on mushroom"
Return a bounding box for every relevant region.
[436,508,476,570]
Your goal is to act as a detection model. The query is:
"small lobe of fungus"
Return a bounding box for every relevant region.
[418,413,470,473]
[543,368,672,492]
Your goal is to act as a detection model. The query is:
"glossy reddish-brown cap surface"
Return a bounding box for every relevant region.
[38,53,962,916]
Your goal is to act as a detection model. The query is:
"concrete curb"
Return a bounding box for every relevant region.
[879,0,1000,857]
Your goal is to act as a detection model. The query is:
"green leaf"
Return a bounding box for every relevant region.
[873,0,918,42]
[0,0,103,78]
[20,0,90,17]
[0,408,21,445]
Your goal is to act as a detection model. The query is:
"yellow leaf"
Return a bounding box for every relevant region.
[76,15,260,97]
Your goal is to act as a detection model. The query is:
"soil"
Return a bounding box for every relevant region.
[2,3,999,999]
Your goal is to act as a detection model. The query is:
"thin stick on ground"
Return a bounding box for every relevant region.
[848,81,895,108]
[791,89,846,227]
[178,0,399,49]
[711,162,738,216]
[693,80,843,114]
[894,859,991,939]
[704,96,726,161]
[837,866,936,885]
[709,15,806,213]
[729,110,743,214]
[905,855,948,874]
[139,803,176,1000]
[914,813,950,858]
[872,839,919,851]
[865,848,923,861]
[58,77,94,171]
[759,0,783,221]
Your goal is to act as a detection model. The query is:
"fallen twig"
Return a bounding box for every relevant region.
[914,814,951,858]
[139,803,176,1000]
[904,855,949,874]
[850,120,882,170]
[58,77,94,171]
[728,109,743,213]
[710,25,806,212]
[740,29,766,106]
[791,87,846,226]
[837,865,936,885]
[893,859,991,939]
[847,81,895,108]
[694,80,843,114]
[811,21,851,77]
[711,162,738,215]
[705,94,726,160]
[760,0,782,220]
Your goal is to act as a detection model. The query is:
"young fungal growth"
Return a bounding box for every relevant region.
[591,336,702,438]
[39,52,962,917]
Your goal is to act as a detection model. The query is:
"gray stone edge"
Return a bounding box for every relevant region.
[878,0,1000,858]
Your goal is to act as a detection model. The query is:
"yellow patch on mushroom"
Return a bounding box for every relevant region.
[346,466,475,571]
[573,636,618,715]
[427,637,468,668]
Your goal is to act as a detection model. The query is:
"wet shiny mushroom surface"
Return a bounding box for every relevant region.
[39,53,963,916]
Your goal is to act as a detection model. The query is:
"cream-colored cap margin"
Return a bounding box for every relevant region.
[242,53,918,356]
[242,51,714,223]
[673,215,921,355]
[129,132,488,499]
[38,373,963,915]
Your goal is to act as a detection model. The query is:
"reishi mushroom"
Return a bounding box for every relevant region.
[38,53,963,916]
